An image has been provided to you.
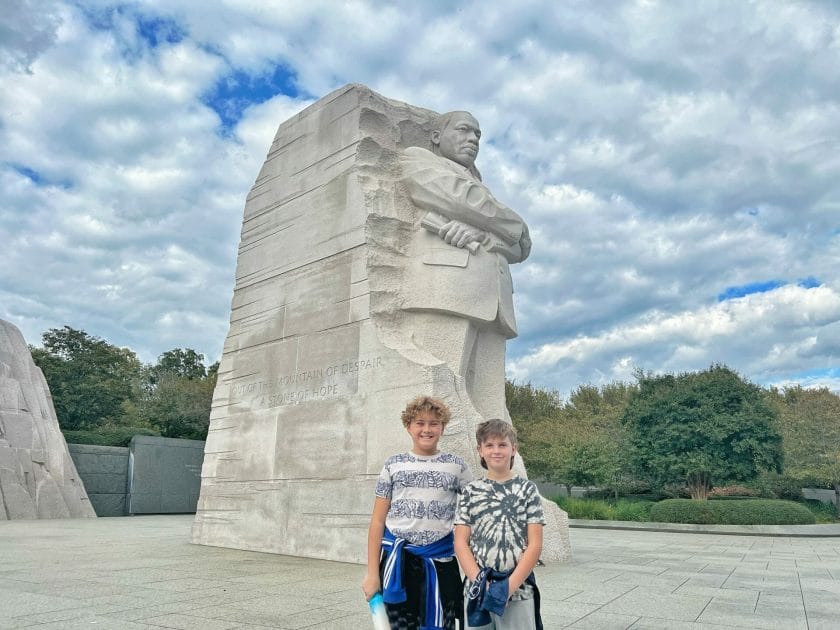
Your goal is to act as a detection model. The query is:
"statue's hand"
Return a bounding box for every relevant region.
[439,220,486,249]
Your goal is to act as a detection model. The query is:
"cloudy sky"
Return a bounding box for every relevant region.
[2,0,838,397]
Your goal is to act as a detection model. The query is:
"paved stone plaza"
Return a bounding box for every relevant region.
[1,515,839,629]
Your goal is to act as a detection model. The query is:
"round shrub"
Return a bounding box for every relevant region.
[713,499,815,525]
[650,499,816,525]
[650,499,717,524]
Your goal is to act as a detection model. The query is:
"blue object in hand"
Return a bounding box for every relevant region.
[369,592,390,630]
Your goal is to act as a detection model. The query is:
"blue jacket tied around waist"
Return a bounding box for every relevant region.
[466,567,543,630]
[381,528,455,630]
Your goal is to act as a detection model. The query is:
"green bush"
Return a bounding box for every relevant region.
[709,484,759,498]
[553,497,653,521]
[802,499,839,524]
[581,488,612,500]
[660,483,691,499]
[650,499,815,525]
[63,427,159,447]
[554,497,613,520]
[650,499,717,523]
[709,496,760,501]
[752,473,804,501]
[611,500,653,521]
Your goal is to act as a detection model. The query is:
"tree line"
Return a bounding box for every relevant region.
[31,326,217,443]
[509,365,840,513]
[30,326,840,514]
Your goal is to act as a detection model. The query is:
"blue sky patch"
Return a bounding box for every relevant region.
[797,276,820,289]
[12,164,45,185]
[202,65,302,133]
[136,15,185,47]
[790,367,839,381]
[718,280,784,301]
[9,164,72,189]
[74,2,118,30]
[77,4,185,53]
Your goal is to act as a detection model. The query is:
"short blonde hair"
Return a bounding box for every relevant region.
[400,395,452,427]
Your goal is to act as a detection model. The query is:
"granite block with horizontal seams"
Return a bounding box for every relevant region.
[191,84,570,563]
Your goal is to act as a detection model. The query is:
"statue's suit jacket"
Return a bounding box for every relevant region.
[400,147,531,339]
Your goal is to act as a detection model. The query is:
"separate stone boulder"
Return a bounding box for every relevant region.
[0,319,95,519]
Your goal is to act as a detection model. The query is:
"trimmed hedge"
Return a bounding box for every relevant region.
[650,499,816,525]
[63,427,159,447]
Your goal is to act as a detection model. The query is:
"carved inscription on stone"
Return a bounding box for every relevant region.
[229,355,384,407]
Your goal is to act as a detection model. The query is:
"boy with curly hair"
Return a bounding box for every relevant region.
[362,395,473,630]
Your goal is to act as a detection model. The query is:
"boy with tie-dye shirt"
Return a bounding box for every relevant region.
[454,419,545,630]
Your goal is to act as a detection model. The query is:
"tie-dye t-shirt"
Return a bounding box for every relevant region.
[455,476,545,595]
[376,451,472,546]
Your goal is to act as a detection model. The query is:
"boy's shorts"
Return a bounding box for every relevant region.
[464,595,537,630]
[379,553,463,630]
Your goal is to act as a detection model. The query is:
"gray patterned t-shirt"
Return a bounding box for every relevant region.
[376,451,472,546]
[455,476,545,599]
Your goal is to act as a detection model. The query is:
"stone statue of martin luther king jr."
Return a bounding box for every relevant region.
[400,111,531,423]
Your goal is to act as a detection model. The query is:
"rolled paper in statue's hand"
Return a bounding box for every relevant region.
[421,214,480,254]
[369,592,390,630]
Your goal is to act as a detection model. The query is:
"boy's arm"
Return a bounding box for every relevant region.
[362,496,390,600]
[506,523,543,597]
[454,524,481,582]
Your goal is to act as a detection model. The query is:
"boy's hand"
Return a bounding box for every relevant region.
[362,572,381,601]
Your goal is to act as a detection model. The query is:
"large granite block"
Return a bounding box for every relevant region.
[192,84,570,563]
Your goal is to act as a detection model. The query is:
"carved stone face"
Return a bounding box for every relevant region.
[432,111,481,168]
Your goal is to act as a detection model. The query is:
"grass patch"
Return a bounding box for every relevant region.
[552,497,653,521]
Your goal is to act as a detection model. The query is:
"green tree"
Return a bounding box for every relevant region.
[30,326,142,430]
[773,386,840,516]
[564,383,636,497]
[142,372,216,440]
[622,365,783,499]
[139,348,217,440]
[508,380,635,496]
[150,348,208,381]
[507,381,565,482]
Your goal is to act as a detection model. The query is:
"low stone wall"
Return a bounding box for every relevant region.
[68,436,205,516]
[803,488,839,506]
[67,444,129,516]
[128,436,204,514]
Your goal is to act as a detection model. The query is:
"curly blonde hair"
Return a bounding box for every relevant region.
[400,395,452,427]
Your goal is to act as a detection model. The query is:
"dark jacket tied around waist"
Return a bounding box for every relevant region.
[466,567,543,630]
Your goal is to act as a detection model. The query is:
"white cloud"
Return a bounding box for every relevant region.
[509,285,840,394]
[0,0,837,396]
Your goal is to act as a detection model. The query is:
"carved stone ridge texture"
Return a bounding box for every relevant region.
[0,319,96,519]
[191,84,570,562]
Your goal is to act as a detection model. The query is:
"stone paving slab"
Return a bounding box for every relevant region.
[1,515,839,629]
